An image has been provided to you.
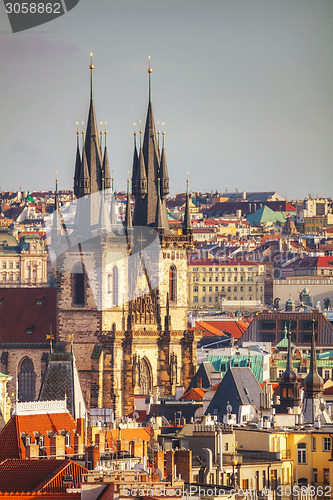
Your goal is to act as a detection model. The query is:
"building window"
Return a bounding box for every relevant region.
[209,276,212,282]
[193,285,198,292]
[18,357,36,402]
[72,264,85,306]
[313,468,318,483]
[324,370,330,379]
[221,286,225,291]
[297,443,307,464]
[9,261,13,269]
[215,297,218,302]
[203,286,206,292]
[324,468,329,485]
[240,286,243,292]
[65,433,71,447]
[209,297,212,303]
[249,286,252,292]
[2,262,6,269]
[193,296,198,303]
[39,435,45,448]
[234,286,237,291]
[203,297,206,303]
[113,266,119,306]
[209,286,212,292]
[2,273,6,281]
[323,437,331,452]
[312,437,316,451]
[215,276,218,282]
[228,286,231,292]
[16,262,19,269]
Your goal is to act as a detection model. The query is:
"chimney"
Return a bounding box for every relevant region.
[26,444,39,459]
[154,450,165,478]
[85,445,99,470]
[74,434,84,455]
[50,435,65,457]
[95,432,106,454]
[165,450,175,485]
[174,450,192,483]
[76,418,85,438]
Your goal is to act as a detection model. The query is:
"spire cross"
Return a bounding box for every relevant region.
[139,120,142,148]
[148,56,152,102]
[89,52,94,100]
[133,123,137,149]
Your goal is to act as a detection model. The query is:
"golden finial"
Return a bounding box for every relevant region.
[104,121,107,134]
[162,121,165,135]
[139,120,142,134]
[90,52,94,70]
[76,121,79,135]
[133,122,136,136]
[148,56,152,73]
[82,121,85,135]
[100,122,103,138]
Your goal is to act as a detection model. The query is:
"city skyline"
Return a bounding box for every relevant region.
[0,0,332,198]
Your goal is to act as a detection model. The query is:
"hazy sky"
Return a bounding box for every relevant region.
[0,0,332,199]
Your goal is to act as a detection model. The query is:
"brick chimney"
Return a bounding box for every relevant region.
[154,450,165,478]
[50,435,65,457]
[165,450,175,485]
[76,418,85,438]
[174,450,192,483]
[26,444,39,459]
[85,445,99,470]
[95,433,105,454]
[74,434,84,455]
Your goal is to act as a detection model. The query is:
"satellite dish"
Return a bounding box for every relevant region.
[226,402,233,414]
[132,411,139,420]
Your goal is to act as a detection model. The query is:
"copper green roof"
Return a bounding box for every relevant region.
[247,206,286,225]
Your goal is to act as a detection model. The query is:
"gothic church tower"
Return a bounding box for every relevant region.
[56,58,197,416]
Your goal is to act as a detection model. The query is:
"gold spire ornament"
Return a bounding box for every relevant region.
[90,52,94,70]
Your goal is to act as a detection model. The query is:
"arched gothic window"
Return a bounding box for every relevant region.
[112,266,119,307]
[169,265,177,303]
[72,263,85,306]
[18,357,36,402]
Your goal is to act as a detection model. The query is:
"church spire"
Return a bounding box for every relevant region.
[183,177,192,236]
[148,56,152,103]
[84,53,103,194]
[124,177,133,247]
[102,123,111,190]
[131,125,138,196]
[155,176,164,232]
[160,129,169,199]
[52,177,62,236]
[73,122,81,198]
[304,319,323,395]
[281,323,296,383]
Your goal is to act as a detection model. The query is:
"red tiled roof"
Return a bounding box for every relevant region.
[0,459,87,493]
[0,288,56,344]
[0,412,77,462]
[202,320,250,339]
[317,257,333,268]
[179,387,205,401]
[195,321,229,338]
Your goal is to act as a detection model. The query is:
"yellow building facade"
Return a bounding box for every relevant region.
[188,258,265,309]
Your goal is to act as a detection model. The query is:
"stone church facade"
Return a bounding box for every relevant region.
[55,60,197,416]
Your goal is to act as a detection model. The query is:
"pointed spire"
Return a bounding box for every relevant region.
[304,318,323,394]
[52,177,62,236]
[155,176,164,232]
[84,53,103,194]
[148,56,152,103]
[98,178,111,233]
[124,177,133,248]
[131,124,138,196]
[137,144,148,199]
[183,177,192,236]
[103,123,111,190]
[73,122,81,198]
[90,52,94,101]
[110,172,117,226]
[281,323,296,383]
[160,128,170,199]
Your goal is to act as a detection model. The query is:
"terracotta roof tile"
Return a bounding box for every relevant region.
[0,413,77,462]
[179,388,205,401]
[0,459,87,493]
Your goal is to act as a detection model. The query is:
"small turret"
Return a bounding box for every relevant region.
[160,130,169,199]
